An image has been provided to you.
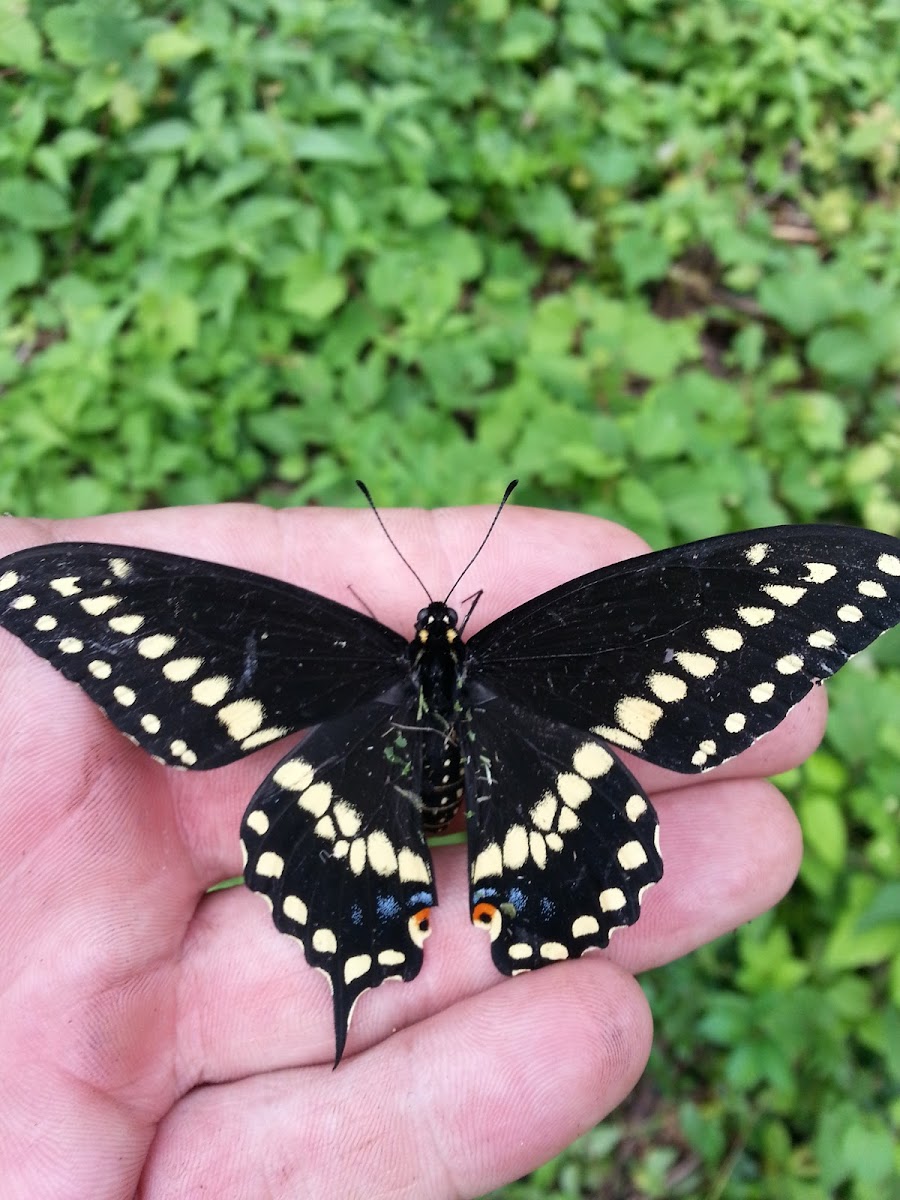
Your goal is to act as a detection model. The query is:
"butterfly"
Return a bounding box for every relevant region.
[0,496,899,1063]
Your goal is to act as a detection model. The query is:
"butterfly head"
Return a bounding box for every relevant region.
[415,601,459,645]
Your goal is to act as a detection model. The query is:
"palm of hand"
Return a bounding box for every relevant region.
[0,504,811,1199]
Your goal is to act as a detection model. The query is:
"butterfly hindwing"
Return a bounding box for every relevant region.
[468,526,900,773]
[462,693,662,971]
[240,689,436,1063]
[0,542,407,769]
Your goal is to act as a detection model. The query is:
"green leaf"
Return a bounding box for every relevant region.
[613,229,671,291]
[798,793,847,873]
[495,8,555,61]
[807,324,880,384]
[0,0,41,70]
[0,179,70,230]
[291,127,383,165]
[282,256,348,321]
[145,26,206,64]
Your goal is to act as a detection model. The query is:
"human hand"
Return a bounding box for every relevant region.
[0,502,811,1199]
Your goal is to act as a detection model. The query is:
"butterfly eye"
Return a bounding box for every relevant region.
[416,607,429,624]
[445,608,458,625]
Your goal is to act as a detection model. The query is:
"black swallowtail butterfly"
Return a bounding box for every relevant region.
[0,499,899,1063]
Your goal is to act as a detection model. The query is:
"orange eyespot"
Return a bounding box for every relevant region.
[408,907,432,947]
[472,901,497,926]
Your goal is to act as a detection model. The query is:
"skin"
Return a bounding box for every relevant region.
[0,501,816,1200]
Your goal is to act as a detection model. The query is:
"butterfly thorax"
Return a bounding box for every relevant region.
[409,601,466,834]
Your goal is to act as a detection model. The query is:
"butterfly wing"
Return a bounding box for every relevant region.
[468,526,900,772]
[0,542,408,769]
[463,691,662,970]
[240,688,435,1064]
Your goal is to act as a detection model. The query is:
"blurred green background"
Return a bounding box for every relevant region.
[2,1,898,1196]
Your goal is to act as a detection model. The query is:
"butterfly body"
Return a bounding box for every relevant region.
[1,522,899,1062]
[408,601,467,834]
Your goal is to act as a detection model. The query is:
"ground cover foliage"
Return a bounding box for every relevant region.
[1,1,898,1196]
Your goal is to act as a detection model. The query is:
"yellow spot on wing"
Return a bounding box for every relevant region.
[108,558,132,579]
[472,842,502,881]
[273,759,314,792]
[284,895,307,924]
[572,742,614,777]
[344,954,372,984]
[256,851,284,878]
[858,580,886,598]
[192,676,231,706]
[138,634,176,659]
[241,726,288,750]
[333,801,362,837]
[803,562,837,584]
[837,604,862,623]
[617,840,648,870]
[367,831,397,876]
[50,577,81,596]
[312,928,337,954]
[599,888,626,911]
[646,672,687,703]
[397,848,430,883]
[704,627,743,652]
[572,914,600,936]
[217,698,264,740]
[762,584,806,606]
[615,696,664,740]
[557,772,591,807]
[298,781,332,818]
[625,794,647,821]
[80,595,120,616]
[502,825,528,869]
[378,948,405,966]
[245,809,269,835]
[738,606,775,626]
[109,614,144,635]
[675,652,717,678]
[808,629,835,648]
[529,793,558,832]
[163,657,203,681]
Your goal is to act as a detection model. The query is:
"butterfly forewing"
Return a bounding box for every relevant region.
[240,690,436,1063]
[463,694,662,969]
[468,526,900,773]
[0,543,408,769]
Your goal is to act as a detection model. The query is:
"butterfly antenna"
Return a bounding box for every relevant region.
[444,479,518,603]
[356,480,433,601]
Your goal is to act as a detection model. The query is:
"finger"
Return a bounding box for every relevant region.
[174,777,800,1082]
[610,776,803,972]
[141,958,653,1200]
